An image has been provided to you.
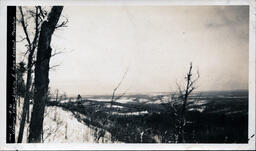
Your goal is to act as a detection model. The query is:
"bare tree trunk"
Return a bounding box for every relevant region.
[27,82,35,123]
[25,51,33,125]
[177,63,199,143]
[28,6,63,143]
[179,64,192,142]
[18,96,20,107]
[65,122,68,139]
[17,63,32,143]
[17,7,39,143]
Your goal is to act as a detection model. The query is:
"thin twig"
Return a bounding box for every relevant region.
[18,6,32,49]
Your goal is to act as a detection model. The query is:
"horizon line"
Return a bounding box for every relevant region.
[63,89,249,97]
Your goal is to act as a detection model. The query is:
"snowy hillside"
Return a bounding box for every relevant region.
[15,99,114,143]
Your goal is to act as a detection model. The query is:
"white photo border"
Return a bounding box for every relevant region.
[0,0,255,150]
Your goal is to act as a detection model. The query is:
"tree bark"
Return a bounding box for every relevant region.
[28,6,63,143]
[17,59,32,142]
[17,7,40,143]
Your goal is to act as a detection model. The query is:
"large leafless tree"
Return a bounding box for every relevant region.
[28,6,64,143]
[16,6,67,143]
[17,6,45,143]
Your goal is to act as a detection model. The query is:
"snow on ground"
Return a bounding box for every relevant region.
[115,98,134,103]
[85,97,135,104]
[137,98,149,103]
[90,98,110,102]
[15,98,33,143]
[59,99,75,103]
[187,99,207,113]
[194,100,208,105]
[146,99,162,104]
[15,94,209,143]
[15,98,114,143]
[112,111,149,116]
[106,104,124,108]
[188,106,206,113]
[42,106,97,143]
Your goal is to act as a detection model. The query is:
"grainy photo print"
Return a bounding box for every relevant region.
[3,3,255,149]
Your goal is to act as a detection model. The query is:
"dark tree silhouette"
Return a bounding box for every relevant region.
[28,6,64,143]
[15,61,26,107]
[17,6,44,143]
[77,94,82,100]
[17,6,68,142]
[171,62,200,143]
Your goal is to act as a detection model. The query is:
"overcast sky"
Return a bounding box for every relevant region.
[17,6,249,96]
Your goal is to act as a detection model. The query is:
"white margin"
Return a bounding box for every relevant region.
[0,0,7,147]
[248,0,256,149]
[0,0,255,150]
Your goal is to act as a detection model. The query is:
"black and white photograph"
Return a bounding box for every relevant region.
[0,0,255,150]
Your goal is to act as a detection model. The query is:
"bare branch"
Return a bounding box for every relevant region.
[31,6,40,52]
[16,36,26,43]
[49,64,61,71]
[29,48,64,71]
[187,87,196,95]
[176,82,184,100]
[170,101,179,116]
[188,69,200,89]
[18,6,32,49]
[115,68,129,92]
[111,68,129,102]
[114,87,129,100]
[51,50,64,58]
[43,120,63,141]
[22,49,30,59]
[169,63,201,142]
[28,9,37,17]
[55,16,69,29]
[38,6,47,19]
